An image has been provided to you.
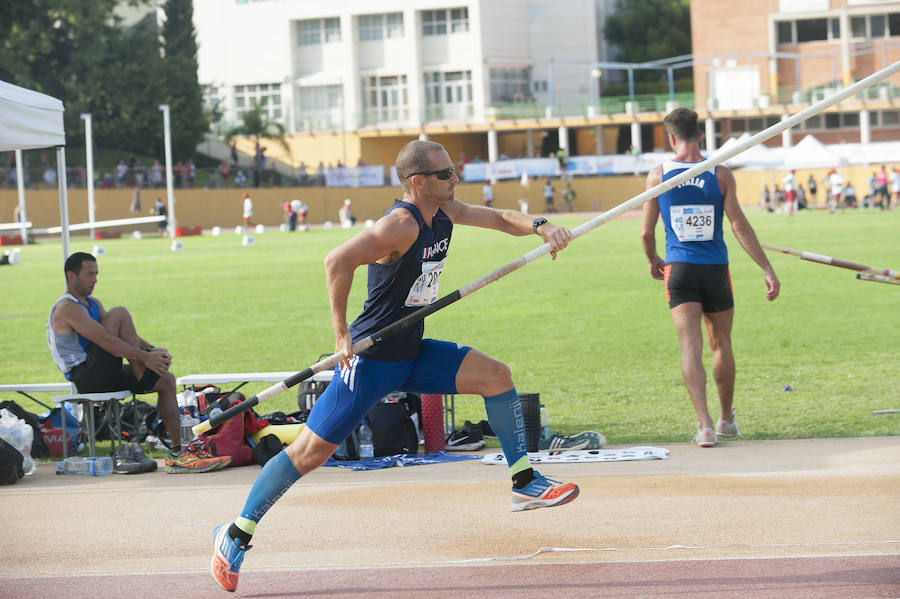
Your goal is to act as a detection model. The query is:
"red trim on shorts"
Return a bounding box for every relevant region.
[663,264,672,302]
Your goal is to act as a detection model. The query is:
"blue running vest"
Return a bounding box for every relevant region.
[657,160,729,265]
[348,200,453,361]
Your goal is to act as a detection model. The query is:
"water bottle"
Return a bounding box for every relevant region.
[358,419,374,459]
[56,456,113,476]
[540,404,551,440]
[180,407,194,451]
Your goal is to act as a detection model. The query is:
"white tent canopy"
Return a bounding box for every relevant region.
[0,80,65,151]
[0,79,68,258]
[775,134,847,170]
[719,132,782,170]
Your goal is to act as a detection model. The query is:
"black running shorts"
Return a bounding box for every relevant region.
[663,262,734,312]
[69,344,160,394]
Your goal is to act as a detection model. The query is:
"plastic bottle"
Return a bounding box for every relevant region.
[56,456,113,476]
[540,404,551,440]
[358,419,374,459]
[179,390,200,449]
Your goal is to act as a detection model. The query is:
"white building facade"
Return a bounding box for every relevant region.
[194,0,604,135]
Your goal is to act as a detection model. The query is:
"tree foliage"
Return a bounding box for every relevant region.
[604,0,692,89]
[0,0,206,162]
[226,99,291,157]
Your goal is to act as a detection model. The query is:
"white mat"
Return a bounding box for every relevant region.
[481,446,669,465]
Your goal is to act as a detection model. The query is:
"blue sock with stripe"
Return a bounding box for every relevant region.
[483,388,534,489]
[229,450,301,546]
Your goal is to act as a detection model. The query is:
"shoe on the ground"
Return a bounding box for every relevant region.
[113,443,144,474]
[445,426,485,451]
[465,419,495,438]
[211,524,250,592]
[166,440,231,473]
[715,409,740,438]
[129,441,158,472]
[693,427,717,447]
[510,471,579,512]
[538,431,598,452]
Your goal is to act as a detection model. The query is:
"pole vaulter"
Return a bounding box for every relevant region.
[195,60,900,436]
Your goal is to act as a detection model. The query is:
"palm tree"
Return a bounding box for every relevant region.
[225,98,292,186]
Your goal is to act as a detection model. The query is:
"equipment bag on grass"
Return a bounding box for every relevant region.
[0,401,50,458]
[366,397,419,457]
[40,407,84,456]
[199,393,269,467]
[0,438,24,485]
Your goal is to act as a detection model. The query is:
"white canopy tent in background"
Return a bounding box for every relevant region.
[0,80,69,258]
[775,134,848,170]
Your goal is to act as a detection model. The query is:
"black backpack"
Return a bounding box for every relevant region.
[366,395,419,457]
[0,438,24,485]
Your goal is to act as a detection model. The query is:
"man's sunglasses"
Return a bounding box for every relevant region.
[406,167,455,180]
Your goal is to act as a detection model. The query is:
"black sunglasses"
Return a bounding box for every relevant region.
[407,166,455,180]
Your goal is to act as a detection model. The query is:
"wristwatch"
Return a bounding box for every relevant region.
[532,217,548,234]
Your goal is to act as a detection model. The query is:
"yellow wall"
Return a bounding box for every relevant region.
[0,166,875,231]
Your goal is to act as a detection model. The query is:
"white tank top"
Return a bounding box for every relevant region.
[47,294,88,375]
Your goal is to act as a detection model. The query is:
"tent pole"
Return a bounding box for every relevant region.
[14,149,27,244]
[81,114,96,242]
[57,146,70,269]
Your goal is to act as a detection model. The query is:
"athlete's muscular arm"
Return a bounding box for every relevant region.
[53,299,168,370]
[442,198,571,259]
[323,209,419,367]
[718,166,780,301]
[641,166,665,280]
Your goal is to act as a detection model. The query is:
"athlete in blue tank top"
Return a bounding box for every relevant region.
[640,108,780,449]
[210,140,580,592]
[657,160,728,265]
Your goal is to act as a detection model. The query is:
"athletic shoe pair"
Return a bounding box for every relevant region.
[538,431,605,452]
[114,441,158,474]
[166,439,231,473]
[445,423,485,451]
[694,409,740,447]
[210,471,579,592]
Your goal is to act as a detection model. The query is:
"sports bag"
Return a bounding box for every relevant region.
[0,438,24,485]
[200,393,269,467]
[366,399,419,457]
[40,407,84,456]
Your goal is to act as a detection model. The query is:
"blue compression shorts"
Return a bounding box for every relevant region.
[305,338,472,444]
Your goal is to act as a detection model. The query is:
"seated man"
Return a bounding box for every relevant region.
[47,252,228,474]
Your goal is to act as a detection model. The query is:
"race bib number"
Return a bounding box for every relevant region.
[405,259,445,306]
[670,204,714,242]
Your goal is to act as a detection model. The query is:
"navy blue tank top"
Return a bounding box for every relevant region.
[348,200,453,361]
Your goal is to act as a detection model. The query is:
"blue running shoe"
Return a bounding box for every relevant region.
[211,524,250,592]
[510,471,579,512]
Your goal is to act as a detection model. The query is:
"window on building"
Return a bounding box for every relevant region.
[796,18,828,42]
[871,15,885,38]
[297,18,341,45]
[386,13,403,38]
[777,21,793,44]
[298,20,321,45]
[361,74,409,123]
[423,10,448,36]
[803,114,822,130]
[489,68,531,103]
[842,112,859,127]
[234,83,282,120]
[881,110,899,125]
[359,13,403,40]
[890,13,900,36]
[831,18,840,39]
[851,16,867,39]
[450,8,469,33]
[825,113,841,129]
[325,18,341,42]
[359,14,383,40]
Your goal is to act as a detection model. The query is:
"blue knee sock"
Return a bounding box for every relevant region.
[232,451,301,541]
[483,388,533,487]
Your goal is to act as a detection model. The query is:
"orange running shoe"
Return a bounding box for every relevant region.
[211,524,249,592]
[510,472,579,512]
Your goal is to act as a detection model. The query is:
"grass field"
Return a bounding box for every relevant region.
[2,206,898,448]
